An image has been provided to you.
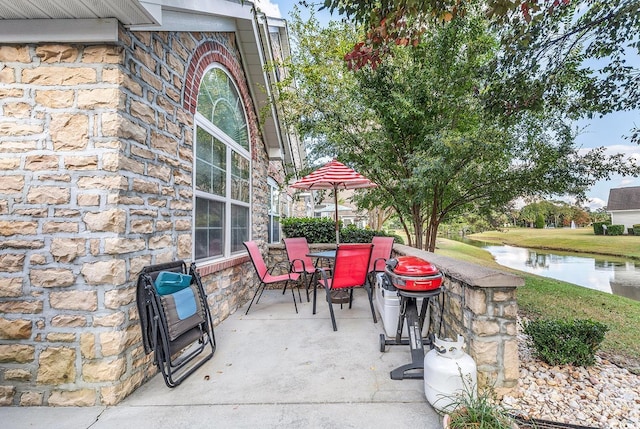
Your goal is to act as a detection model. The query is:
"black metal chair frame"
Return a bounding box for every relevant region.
[243,241,301,315]
[137,260,216,388]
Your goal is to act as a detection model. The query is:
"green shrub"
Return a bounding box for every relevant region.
[592,221,611,235]
[281,217,337,243]
[523,318,608,366]
[386,232,404,245]
[534,214,545,229]
[339,224,404,244]
[607,224,625,236]
[281,217,403,244]
[340,224,376,243]
[633,224,640,235]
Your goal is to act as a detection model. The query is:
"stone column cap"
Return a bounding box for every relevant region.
[393,244,524,288]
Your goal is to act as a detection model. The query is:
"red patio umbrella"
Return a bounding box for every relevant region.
[290,159,377,243]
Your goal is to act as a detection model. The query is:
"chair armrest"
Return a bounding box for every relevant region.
[315,267,331,289]
[371,257,387,273]
[268,261,294,275]
[290,258,310,273]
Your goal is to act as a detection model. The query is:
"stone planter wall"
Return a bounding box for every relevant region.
[393,244,522,396]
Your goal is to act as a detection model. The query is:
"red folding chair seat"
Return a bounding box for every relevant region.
[244,241,300,315]
[313,243,376,331]
[283,237,317,302]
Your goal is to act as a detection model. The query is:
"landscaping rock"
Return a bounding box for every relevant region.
[502,318,640,429]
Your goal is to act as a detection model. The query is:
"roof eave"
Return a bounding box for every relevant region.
[0,0,288,163]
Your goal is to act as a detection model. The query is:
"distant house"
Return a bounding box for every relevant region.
[607,186,640,232]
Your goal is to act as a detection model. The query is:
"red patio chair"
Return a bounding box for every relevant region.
[368,236,395,285]
[313,243,376,331]
[243,241,300,315]
[283,237,316,302]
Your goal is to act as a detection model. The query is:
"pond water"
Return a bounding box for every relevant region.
[462,238,640,302]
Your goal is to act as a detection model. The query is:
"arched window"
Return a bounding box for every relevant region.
[194,66,250,261]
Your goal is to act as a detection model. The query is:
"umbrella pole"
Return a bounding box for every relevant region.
[334,188,340,244]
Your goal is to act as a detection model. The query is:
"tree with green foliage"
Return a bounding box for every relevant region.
[516,200,593,227]
[318,0,640,142]
[589,207,611,224]
[274,8,640,251]
[570,206,591,227]
[519,203,542,227]
[485,0,640,142]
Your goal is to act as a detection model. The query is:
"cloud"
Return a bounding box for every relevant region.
[577,143,640,159]
[620,178,636,186]
[254,0,281,18]
[586,197,606,210]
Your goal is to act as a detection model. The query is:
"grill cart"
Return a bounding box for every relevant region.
[380,256,443,380]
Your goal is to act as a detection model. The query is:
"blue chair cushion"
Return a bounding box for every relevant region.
[160,284,204,341]
[172,287,197,320]
[155,271,192,295]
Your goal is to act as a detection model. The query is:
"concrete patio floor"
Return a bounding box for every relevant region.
[5,288,443,428]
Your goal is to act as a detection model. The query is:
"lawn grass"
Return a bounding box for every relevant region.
[434,236,501,266]
[433,235,640,372]
[468,227,640,259]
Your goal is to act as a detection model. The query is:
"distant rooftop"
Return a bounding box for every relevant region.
[607,186,640,211]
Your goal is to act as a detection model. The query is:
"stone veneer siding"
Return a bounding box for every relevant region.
[268,243,523,396]
[0,25,276,406]
[394,244,522,396]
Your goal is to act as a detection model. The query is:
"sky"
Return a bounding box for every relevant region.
[256,0,640,210]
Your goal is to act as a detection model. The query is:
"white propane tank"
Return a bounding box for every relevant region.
[424,335,477,413]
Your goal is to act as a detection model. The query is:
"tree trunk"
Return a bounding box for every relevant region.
[411,205,424,250]
[397,212,413,247]
[424,199,441,252]
[425,219,439,252]
[368,207,389,231]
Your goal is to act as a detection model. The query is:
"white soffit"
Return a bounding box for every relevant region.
[130,0,254,31]
[128,9,236,32]
[0,18,120,43]
[0,0,158,42]
[0,0,156,24]
[0,1,255,42]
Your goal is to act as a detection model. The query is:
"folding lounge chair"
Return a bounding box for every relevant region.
[137,260,216,388]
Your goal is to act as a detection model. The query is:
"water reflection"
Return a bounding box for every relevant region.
[469,241,640,302]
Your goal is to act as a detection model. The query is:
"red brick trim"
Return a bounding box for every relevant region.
[196,254,249,277]
[183,40,253,119]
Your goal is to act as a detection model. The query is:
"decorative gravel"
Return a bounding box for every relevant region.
[501,320,640,429]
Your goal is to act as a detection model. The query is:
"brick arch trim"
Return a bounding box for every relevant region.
[183,40,256,130]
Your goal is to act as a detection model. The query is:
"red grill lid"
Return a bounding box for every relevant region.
[392,256,439,276]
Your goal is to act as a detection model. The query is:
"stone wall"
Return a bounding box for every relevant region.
[268,243,523,395]
[0,27,272,406]
[392,244,523,396]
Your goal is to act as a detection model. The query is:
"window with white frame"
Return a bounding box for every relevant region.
[267,178,281,243]
[194,66,250,261]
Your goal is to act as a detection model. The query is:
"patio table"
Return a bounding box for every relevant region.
[306,249,351,308]
[305,250,336,265]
